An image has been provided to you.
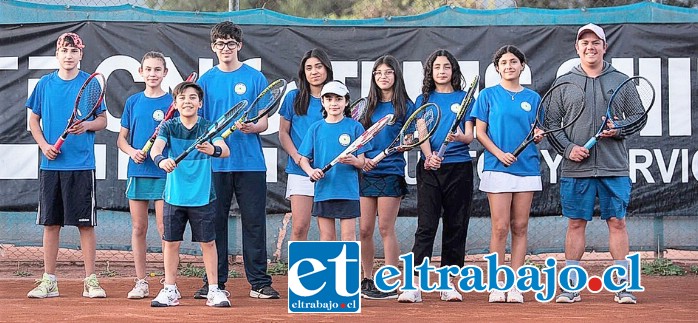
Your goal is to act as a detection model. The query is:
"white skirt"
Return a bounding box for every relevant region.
[479,171,542,193]
[285,173,315,199]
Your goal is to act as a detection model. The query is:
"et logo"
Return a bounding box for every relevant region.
[287,241,361,313]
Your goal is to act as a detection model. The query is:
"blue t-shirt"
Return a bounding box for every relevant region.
[363,100,416,176]
[279,89,324,176]
[157,117,220,207]
[26,71,106,171]
[471,85,542,176]
[198,64,268,172]
[120,92,172,178]
[416,91,474,164]
[298,117,371,202]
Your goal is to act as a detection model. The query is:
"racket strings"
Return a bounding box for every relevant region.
[77,79,103,117]
[541,83,585,132]
[610,81,652,128]
[351,99,368,121]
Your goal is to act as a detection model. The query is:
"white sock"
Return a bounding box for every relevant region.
[45,273,57,281]
[614,260,629,283]
[164,284,176,291]
[566,260,581,287]
[209,284,219,293]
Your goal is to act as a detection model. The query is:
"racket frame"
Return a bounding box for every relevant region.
[371,102,441,164]
[220,79,288,138]
[53,72,107,150]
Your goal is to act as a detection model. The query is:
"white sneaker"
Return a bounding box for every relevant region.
[83,274,106,298]
[206,289,231,307]
[397,289,422,303]
[489,290,506,303]
[158,278,182,299]
[507,288,524,303]
[440,288,463,302]
[27,273,59,298]
[151,287,179,307]
[127,278,149,299]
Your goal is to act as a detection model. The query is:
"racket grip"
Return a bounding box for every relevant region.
[436,143,447,158]
[371,152,388,164]
[310,164,333,183]
[511,143,528,158]
[583,137,597,150]
[141,140,154,154]
[53,136,67,151]
[221,127,235,139]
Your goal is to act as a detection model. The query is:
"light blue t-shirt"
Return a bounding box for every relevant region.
[121,92,172,178]
[198,64,268,172]
[363,100,416,176]
[157,117,220,207]
[471,85,542,176]
[26,71,106,171]
[279,89,324,176]
[298,117,371,202]
[416,91,474,164]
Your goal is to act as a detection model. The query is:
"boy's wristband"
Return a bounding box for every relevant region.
[153,154,166,166]
[212,145,222,158]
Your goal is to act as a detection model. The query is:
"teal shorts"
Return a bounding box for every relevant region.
[125,177,165,200]
[560,177,631,221]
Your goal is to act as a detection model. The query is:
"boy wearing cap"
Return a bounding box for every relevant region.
[298,80,369,241]
[148,81,231,307]
[195,21,279,300]
[26,32,108,299]
[548,23,638,304]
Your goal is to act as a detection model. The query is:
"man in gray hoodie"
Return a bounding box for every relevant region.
[548,23,641,305]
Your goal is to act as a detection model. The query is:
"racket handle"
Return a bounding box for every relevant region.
[221,126,236,139]
[436,143,448,158]
[583,137,598,150]
[53,136,67,151]
[310,164,333,183]
[371,152,388,164]
[141,139,154,154]
[511,142,529,159]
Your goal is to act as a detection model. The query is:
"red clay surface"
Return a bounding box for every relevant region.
[1,274,696,322]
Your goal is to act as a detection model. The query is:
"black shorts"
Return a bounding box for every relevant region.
[360,173,409,198]
[38,170,96,227]
[163,202,216,243]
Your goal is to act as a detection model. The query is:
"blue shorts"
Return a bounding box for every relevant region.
[163,202,216,242]
[125,177,165,200]
[312,200,360,219]
[560,177,631,221]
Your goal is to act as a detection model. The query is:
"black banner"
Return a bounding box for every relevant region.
[1,22,696,217]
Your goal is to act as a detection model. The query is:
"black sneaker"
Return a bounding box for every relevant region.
[250,285,280,299]
[194,283,226,299]
[193,283,208,299]
[360,278,376,299]
[364,288,398,300]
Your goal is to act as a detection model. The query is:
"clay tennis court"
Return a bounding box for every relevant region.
[1,262,696,322]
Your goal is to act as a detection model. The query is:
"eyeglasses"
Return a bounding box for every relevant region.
[373,70,395,77]
[213,41,239,50]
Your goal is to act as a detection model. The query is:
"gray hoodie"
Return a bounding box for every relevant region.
[548,61,638,178]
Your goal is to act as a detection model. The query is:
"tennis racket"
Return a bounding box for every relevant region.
[173,99,249,164]
[350,97,369,121]
[311,113,394,182]
[220,79,287,138]
[53,72,106,151]
[434,74,480,159]
[510,82,586,158]
[583,76,655,149]
[371,103,441,164]
[140,71,198,154]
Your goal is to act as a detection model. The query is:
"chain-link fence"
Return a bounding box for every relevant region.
[19,0,698,17]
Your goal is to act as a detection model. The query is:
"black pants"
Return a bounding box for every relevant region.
[412,160,473,269]
[203,171,272,289]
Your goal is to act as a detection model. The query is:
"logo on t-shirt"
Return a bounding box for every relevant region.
[235,83,247,95]
[339,134,351,146]
[153,109,165,121]
[450,103,461,113]
[521,102,532,112]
